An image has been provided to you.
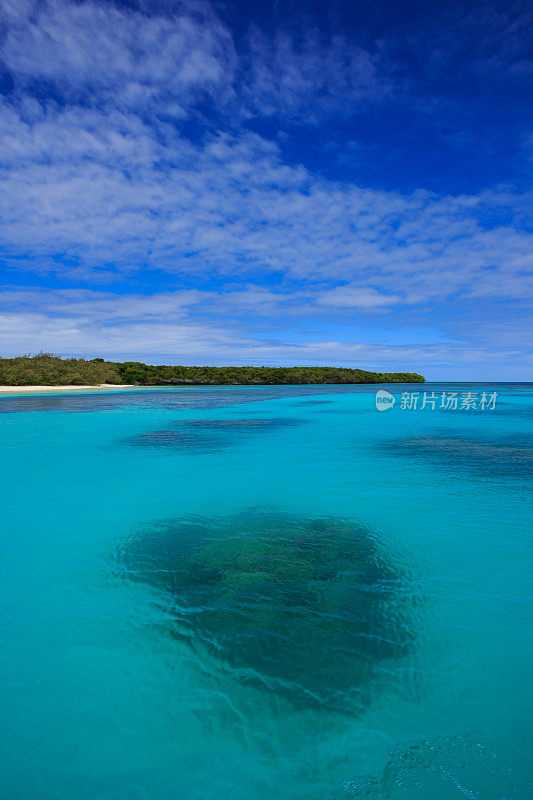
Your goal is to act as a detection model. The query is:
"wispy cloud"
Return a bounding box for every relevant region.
[0,0,531,377]
[1,286,531,381]
[1,103,530,303]
[2,301,528,381]
[2,0,236,112]
[242,26,393,120]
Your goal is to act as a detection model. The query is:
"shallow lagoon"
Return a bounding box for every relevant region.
[0,383,531,798]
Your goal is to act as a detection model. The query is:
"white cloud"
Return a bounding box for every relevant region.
[242,27,393,120]
[0,100,530,304]
[316,285,400,309]
[0,1,530,307]
[1,304,527,379]
[1,286,531,383]
[2,0,237,112]
[0,0,532,378]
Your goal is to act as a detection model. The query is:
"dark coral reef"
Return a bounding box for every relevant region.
[117,510,415,708]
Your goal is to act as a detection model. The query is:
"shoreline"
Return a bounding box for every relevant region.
[0,384,135,395]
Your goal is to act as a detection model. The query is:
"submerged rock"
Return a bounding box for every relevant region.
[384,433,533,480]
[183,417,304,430]
[126,428,226,451]
[117,510,414,708]
[125,417,305,452]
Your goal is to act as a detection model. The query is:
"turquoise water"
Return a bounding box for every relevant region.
[1,383,531,799]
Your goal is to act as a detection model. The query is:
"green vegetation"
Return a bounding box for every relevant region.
[0,353,425,386]
[0,353,124,386]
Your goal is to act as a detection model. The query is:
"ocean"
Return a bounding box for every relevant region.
[1,382,531,799]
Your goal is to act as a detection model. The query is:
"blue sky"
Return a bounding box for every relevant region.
[0,0,531,379]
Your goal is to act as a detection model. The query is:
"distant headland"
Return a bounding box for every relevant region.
[0,354,425,387]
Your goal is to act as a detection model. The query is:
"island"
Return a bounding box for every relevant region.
[0,354,425,387]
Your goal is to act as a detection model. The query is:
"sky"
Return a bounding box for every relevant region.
[0,0,531,380]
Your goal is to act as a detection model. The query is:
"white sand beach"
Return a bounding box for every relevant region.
[0,384,135,395]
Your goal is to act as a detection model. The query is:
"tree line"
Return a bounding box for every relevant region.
[0,353,425,386]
